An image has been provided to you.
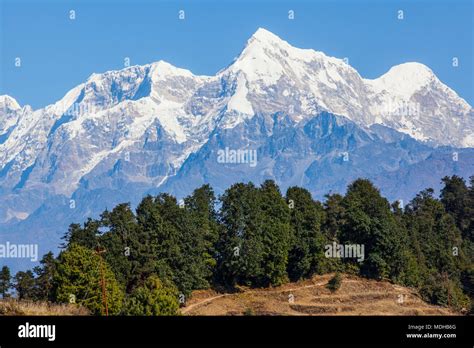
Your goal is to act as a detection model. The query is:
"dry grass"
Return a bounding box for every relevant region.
[0,298,90,316]
[181,273,459,316]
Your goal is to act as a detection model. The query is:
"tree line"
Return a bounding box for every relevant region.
[0,175,472,315]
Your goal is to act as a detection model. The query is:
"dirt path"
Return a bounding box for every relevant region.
[180,280,328,314]
[181,294,230,314]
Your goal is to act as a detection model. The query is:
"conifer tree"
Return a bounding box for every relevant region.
[33,252,57,301]
[185,184,219,283]
[341,179,409,281]
[124,275,179,315]
[257,180,291,286]
[54,244,124,315]
[14,270,35,300]
[61,219,99,249]
[99,203,136,289]
[286,186,328,281]
[216,182,263,287]
[440,175,473,239]
[0,265,12,298]
[217,181,291,287]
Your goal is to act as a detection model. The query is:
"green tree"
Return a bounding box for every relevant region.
[33,252,57,301]
[258,180,291,286]
[440,175,472,238]
[54,244,124,315]
[185,184,219,283]
[322,193,346,241]
[404,188,467,308]
[468,176,474,240]
[132,195,165,289]
[124,275,179,315]
[341,179,411,281]
[157,193,211,293]
[405,189,463,277]
[32,176,472,312]
[286,186,329,281]
[216,181,290,287]
[14,270,35,300]
[216,182,264,287]
[99,203,136,290]
[0,266,12,298]
[61,219,99,249]
[135,193,211,297]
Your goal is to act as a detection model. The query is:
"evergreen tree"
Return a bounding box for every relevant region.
[257,180,291,286]
[0,265,12,298]
[440,175,472,239]
[14,270,35,300]
[156,193,211,294]
[185,184,219,283]
[54,244,124,315]
[133,195,165,289]
[99,203,136,289]
[216,182,263,287]
[124,275,179,315]
[404,188,468,308]
[406,189,463,276]
[286,186,328,281]
[217,181,290,287]
[32,252,57,301]
[322,193,345,241]
[468,176,474,240]
[61,219,99,249]
[135,193,210,297]
[341,179,410,281]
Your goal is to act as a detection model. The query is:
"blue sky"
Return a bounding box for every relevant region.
[1,0,472,109]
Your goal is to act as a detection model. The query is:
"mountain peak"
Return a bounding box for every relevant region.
[383,62,434,83]
[365,62,437,99]
[244,28,294,54]
[149,60,196,80]
[0,95,21,110]
[225,27,324,84]
[249,27,284,43]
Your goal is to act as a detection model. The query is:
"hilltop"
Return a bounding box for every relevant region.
[182,274,459,316]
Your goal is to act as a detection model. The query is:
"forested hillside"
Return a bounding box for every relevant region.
[1,175,472,315]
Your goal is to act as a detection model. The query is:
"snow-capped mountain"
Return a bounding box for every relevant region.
[216,28,472,146]
[365,63,473,147]
[0,28,472,271]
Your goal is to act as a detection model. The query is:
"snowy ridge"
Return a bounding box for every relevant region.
[1,95,21,111]
[365,62,436,99]
[0,27,472,215]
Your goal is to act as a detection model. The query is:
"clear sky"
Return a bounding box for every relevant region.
[1,0,472,109]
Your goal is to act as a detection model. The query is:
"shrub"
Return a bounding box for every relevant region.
[326,273,342,292]
[123,275,179,316]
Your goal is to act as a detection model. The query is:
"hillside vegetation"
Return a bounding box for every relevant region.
[1,175,472,315]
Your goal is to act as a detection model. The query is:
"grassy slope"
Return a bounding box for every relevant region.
[181,274,458,316]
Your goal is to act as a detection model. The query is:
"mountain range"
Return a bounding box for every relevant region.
[1,28,473,271]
